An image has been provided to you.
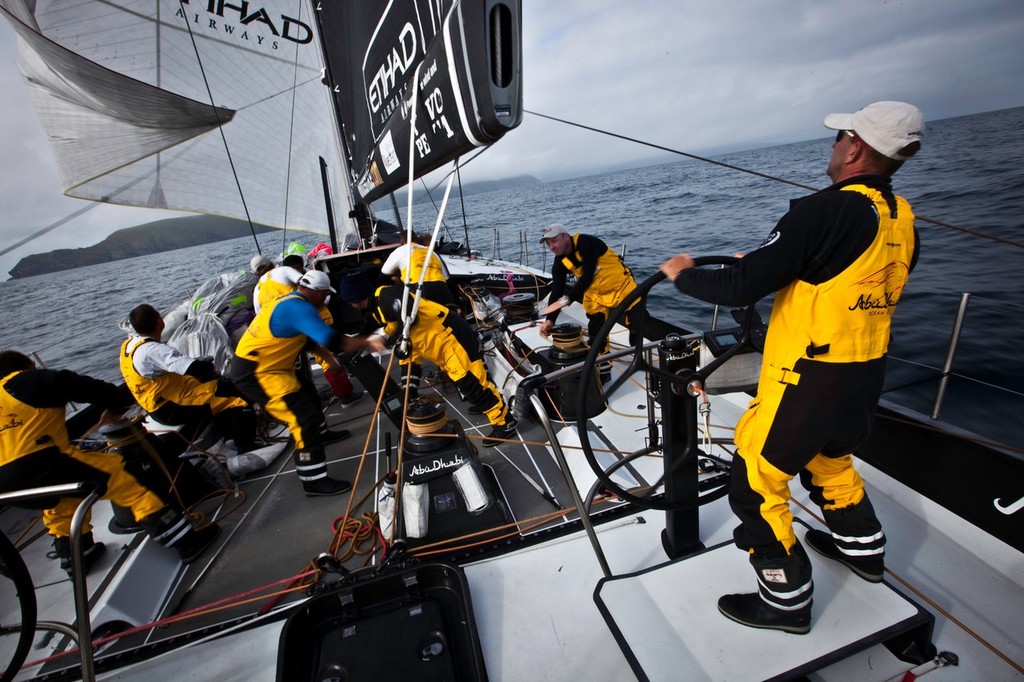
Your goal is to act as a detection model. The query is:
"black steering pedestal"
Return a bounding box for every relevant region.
[575,256,758,521]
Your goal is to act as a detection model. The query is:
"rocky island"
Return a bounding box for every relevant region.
[8,175,543,279]
[8,216,277,279]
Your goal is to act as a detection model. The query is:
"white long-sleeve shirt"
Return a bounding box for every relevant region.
[125,336,196,378]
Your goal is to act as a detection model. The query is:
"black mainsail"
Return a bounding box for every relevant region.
[316,0,523,205]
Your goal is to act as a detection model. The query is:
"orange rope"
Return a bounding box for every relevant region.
[328,350,399,558]
[407,491,629,557]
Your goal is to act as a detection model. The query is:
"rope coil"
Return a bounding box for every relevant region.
[549,323,588,352]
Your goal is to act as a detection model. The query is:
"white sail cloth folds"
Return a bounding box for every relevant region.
[0,0,353,237]
[14,20,230,198]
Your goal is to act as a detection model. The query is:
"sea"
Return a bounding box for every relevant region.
[1,107,1021,449]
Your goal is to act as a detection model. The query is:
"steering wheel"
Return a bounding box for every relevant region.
[576,255,760,510]
[0,530,36,682]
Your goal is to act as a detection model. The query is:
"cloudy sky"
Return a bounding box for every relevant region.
[1,0,1022,277]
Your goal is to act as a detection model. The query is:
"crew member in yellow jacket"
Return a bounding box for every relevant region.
[0,350,220,574]
[660,101,924,634]
[121,304,256,452]
[254,254,363,403]
[342,280,517,448]
[537,224,639,354]
[229,270,384,496]
[253,255,305,313]
[380,231,454,306]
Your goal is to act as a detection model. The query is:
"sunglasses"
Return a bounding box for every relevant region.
[835,129,856,143]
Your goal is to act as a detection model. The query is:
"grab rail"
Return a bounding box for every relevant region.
[0,482,103,682]
[525,391,614,578]
[932,292,970,419]
[705,290,1021,447]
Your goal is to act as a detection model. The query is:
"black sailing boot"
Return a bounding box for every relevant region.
[53,532,107,576]
[805,496,886,582]
[718,543,814,634]
[142,507,220,564]
[302,476,353,496]
[108,503,145,535]
[482,418,518,448]
[805,528,885,583]
[296,445,352,496]
[318,426,352,444]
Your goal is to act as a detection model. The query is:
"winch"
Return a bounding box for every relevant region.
[397,399,505,543]
[534,322,607,421]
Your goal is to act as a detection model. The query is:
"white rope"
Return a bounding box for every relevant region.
[397,57,460,356]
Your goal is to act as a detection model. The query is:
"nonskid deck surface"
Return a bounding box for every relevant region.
[30,358,657,656]
[58,481,1023,682]
[164,368,657,614]
[465,480,1024,682]
[595,523,930,682]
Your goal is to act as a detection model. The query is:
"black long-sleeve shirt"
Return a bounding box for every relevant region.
[3,369,132,411]
[2,368,133,443]
[672,175,919,306]
[546,233,610,322]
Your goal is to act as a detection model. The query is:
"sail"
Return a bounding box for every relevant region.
[317,0,523,204]
[0,0,353,236]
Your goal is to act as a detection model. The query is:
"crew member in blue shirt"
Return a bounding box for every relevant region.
[229,270,384,496]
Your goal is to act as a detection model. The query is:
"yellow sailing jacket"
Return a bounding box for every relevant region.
[0,370,70,463]
[255,274,295,311]
[561,233,637,313]
[120,337,196,411]
[255,273,334,326]
[761,184,916,381]
[401,245,447,284]
[119,337,244,413]
[235,292,309,375]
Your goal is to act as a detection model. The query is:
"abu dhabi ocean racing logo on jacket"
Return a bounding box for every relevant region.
[0,406,23,434]
[848,262,909,314]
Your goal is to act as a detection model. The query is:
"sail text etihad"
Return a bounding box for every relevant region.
[177,0,313,47]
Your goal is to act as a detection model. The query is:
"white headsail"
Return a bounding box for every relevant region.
[0,0,353,238]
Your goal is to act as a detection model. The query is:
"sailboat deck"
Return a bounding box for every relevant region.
[4,348,1024,681]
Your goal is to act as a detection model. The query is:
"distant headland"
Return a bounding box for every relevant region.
[7,216,276,279]
[7,175,543,279]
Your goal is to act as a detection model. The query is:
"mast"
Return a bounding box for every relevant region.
[319,157,340,253]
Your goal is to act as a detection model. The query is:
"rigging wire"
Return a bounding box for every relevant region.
[416,176,453,237]
[525,109,1024,250]
[457,166,471,248]
[277,0,310,255]
[177,0,261,252]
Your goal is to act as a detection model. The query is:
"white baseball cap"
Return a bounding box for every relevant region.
[250,254,273,274]
[539,223,569,243]
[824,101,924,160]
[297,270,336,293]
